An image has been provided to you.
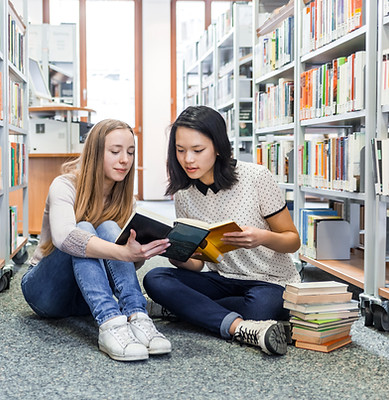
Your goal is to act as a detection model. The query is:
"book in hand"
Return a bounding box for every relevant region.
[115,207,241,263]
[294,335,352,352]
[285,281,349,296]
[282,290,352,304]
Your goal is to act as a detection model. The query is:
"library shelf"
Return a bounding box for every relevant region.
[299,252,365,290]
[29,105,95,119]
[255,61,295,85]
[379,286,389,299]
[10,236,28,260]
[300,254,389,301]
[0,0,29,286]
[239,53,253,66]
[300,26,366,64]
[299,187,366,202]
[255,123,294,135]
[300,110,366,127]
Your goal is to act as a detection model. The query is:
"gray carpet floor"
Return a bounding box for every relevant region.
[1,248,389,400]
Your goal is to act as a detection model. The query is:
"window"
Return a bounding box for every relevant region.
[86,1,135,125]
[211,1,232,24]
[176,1,205,115]
[50,0,79,24]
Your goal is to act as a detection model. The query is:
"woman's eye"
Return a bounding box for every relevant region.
[194,149,204,153]
[128,152,134,156]
[176,149,184,153]
[111,151,119,155]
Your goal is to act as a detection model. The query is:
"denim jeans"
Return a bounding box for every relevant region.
[143,267,289,339]
[21,220,146,326]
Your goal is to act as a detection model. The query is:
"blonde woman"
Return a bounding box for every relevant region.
[21,119,171,362]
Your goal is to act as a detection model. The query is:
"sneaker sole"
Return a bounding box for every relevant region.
[148,346,172,355]
[99,344,149,361]
[264,322,287,355]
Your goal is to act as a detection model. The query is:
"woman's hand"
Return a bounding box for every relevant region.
[221,226,268,249]
[168,256,204,272]
[123,229,170,262]
[221,207,301,253]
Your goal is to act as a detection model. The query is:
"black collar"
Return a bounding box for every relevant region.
[194,180,220,195]
[193,159,237,195]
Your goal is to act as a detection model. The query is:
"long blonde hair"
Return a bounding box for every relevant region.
[41,119,136,256]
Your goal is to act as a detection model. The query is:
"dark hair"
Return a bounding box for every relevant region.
[165,106,238,195]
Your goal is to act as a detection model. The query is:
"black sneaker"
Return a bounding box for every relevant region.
[145,296,177,321]
[233,319,287,355]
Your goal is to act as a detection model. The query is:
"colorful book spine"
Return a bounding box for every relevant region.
[301,0,364,56]
[299,51,365,121]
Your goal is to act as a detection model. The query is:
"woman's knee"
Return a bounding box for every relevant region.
[95,220,120,242]
[143,267,171,293]
[77,221,96,234]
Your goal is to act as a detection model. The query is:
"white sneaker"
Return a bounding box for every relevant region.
[98,315,149,361]
[129,312,172,355]
[233,319,287,356]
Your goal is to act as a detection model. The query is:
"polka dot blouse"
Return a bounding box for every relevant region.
[174,161,301,287]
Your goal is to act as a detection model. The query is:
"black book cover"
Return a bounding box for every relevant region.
[115,212,209,262]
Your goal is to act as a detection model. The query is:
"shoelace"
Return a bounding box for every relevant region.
[233,326,260,346]
[111,324,136,346]
[133,316,162,339]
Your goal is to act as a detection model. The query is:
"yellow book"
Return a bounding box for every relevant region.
[177,218,242,263]
[115,207,242,263]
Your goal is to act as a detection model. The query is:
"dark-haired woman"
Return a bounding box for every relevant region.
[144,106,301,356]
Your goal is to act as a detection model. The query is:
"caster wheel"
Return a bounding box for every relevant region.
[12,247,28,265]
[363,307,374,327]
[373,307,389,331]
[0,274,10,292]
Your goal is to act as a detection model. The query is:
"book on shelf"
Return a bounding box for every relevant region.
[289,309,359,321]
[299,208,338,247]
[284,299,359,314]
[283,290,352,305]
[371,138,389,196]
[256,138,294,183]
[299,208,351,260]
[297,131,365,191]
[295,335,352,353]
[299,51,365,121]
[9,206,17,253]
[371,138,382,194]
[301,0,364,54]
[115,207,242,263]
[285,281,349,296]
[382,138,389,196]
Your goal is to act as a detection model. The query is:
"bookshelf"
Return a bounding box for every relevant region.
[369,0,389,330]
[28,23,78,106]
[182,3,254,161]
[252,0,389,330]
[0,0,29,291]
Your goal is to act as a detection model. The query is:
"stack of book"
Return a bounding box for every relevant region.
[283,281,359,352]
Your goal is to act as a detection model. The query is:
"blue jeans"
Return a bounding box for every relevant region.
[143,267,289,339]
[21,221,147,326]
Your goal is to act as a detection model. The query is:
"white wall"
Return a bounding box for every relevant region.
[25,0,43,24]
[142,0,171,200]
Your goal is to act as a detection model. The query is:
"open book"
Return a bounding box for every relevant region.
[115,207,242,263]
